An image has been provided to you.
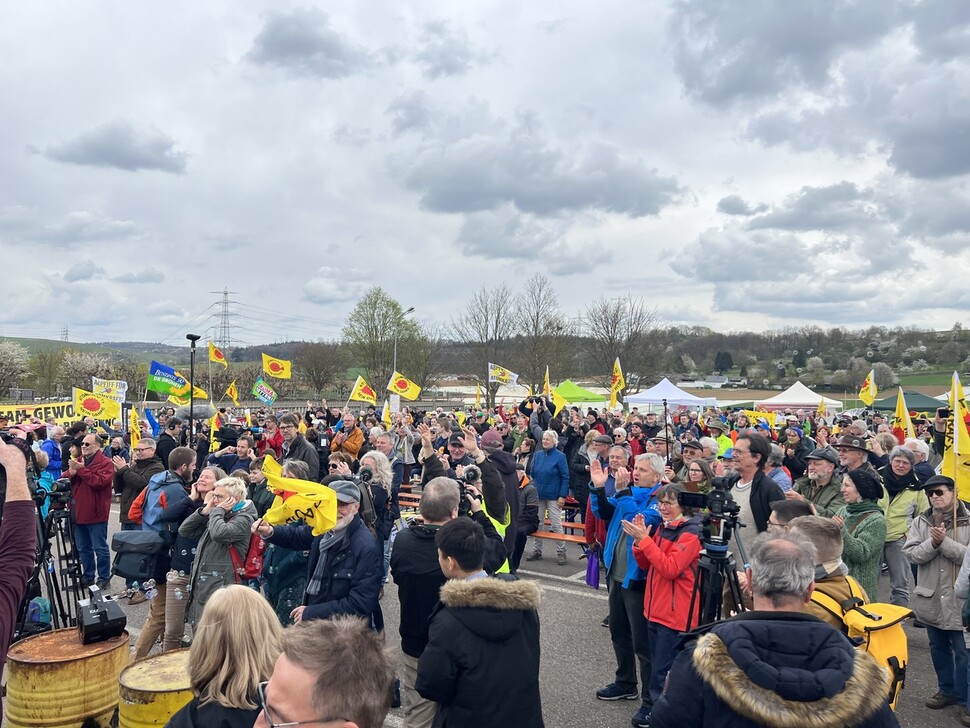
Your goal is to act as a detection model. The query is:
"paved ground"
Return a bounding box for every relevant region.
[92,507,954,726]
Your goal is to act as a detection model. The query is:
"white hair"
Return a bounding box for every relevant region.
[698,437,719,456]
[904,438,929,459]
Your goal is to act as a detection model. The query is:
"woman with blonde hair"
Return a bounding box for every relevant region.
[165,585,282,727]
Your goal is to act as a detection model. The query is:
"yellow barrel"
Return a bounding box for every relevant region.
[118,648,193,727]
[6,628,130,728]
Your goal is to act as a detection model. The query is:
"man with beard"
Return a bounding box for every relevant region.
[254,480,381,624]
[279,414,319,481]
[786,446,846,518]
[640,413,662,440]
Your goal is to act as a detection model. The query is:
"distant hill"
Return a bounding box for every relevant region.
[0,337,186,364]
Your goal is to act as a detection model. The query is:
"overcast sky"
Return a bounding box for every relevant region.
[2,1,969,347]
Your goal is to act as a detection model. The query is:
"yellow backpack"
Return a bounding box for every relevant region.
[810,577,911,711]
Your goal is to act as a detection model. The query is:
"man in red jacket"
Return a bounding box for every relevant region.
[67,432,115,588]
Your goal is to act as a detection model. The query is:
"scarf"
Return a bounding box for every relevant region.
[882,466,918,498]
[305,527,348,596]
[845,500,882,515]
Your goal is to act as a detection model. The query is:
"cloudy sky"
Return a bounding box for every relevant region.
[2,1,969,347]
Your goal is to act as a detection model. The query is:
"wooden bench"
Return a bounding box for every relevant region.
[399,492,422,511]
[547,519,585,532]
[532,530,587,544]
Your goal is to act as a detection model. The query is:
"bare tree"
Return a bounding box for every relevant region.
[296,341,346,395]
[0,341,30,396]
[452,284,517,408]
[509,274,572,393]
[399,325,445,392]
[580,296,667,395]
[29,348,66,399]
[342,287,420,390]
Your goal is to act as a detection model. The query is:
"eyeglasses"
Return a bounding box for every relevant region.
[134,447,153,452]
[256,681,342,727]
[279,424,297,431]
[927,488,950,497]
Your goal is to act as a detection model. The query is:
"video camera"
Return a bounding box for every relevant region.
[456,464,482,517]
[678,481,742,551]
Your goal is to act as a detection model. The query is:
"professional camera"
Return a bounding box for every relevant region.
[36,477,73,508]
[678,484,742,550]
[456,465,482,517]
[357,466,373,483]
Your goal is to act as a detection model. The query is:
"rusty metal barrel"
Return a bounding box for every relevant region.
[6,628,130,727]
[118,648,193,727]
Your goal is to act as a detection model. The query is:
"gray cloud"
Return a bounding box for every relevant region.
[246,9,373,78]
[888,113,970,179]
[907,0,970,61]
[387,91,434,136]
[63,259,106,282]
[303,266,369,304]
[114,267,165,284]
[745,182,877,232]
[413,21,483,79]
[717,194,767,216]
[397,113,682,218]
[42,120,187,173]
[0,208,141,247]
[666,0,898,106]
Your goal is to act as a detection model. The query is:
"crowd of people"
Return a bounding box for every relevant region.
[0,393,964,726]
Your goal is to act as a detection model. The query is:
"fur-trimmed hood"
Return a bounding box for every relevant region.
[692,614,889,727]
[437,577,542,643]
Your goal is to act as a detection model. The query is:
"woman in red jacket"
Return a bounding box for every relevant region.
[622,482,702,723]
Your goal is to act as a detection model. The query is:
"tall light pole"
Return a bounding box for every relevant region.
[392,306,416,378]
[186,333,200,446]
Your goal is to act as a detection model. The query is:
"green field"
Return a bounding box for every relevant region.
[897,372,955,387]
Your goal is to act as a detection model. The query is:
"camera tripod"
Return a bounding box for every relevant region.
[685,517,750,629]
[14,495,82,640]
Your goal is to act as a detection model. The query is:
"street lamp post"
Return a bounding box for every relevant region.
[186,334,201,446]
[392,306,416,378]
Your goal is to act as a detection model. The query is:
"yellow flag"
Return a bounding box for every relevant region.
[387,371,421,400]
[891,388,915,444]
[610,357,625,409]
[129,406,141,451]
[209,414,219,453]
[226,381,240,407]
[262,353,292,379]
[208,342,228,368]
[475,383,482,409]
[942,372,970,501]
[73,387,121,420]
[261,453,282,478]
[382,401,392,428]
[262,471,338,536]
[244,409,253,428]
[170,376,207,400]
[543,366,551,397]
[549,386,568,415]
[743,409,777,429]
[816,399,826,418]
[349,376,377,405]
[858,369,877,406]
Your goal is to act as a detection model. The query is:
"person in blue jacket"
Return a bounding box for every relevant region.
[525,428,571,565]
[253,480,382,628]
[590,452,664,728]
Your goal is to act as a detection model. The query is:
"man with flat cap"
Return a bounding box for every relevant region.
[786,446,847,517]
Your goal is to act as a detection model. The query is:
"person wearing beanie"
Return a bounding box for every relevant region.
[832,469,887,601]
[877,446,929,608]
[782,426,811,480]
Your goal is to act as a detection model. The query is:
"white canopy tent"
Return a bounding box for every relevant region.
[754,381,842,411]
[625,378,718,408]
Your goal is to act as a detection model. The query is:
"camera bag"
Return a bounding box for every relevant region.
[111,530,167,581]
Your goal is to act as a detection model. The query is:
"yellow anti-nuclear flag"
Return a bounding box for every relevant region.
[549,386,568,415]
[610,358,625,410]
[73,387,121,420]
[129,405,141,451]
[388,371,421,400]
[261,453,283,478]
[262,471,338,537]
[349,376,377,406]
[942,372,970,502]
[859,369,877,406]
[743,409,777,429]
[543,366,551,398]
[226,381,240,407]
[170,376,208,400]
[209,341,228,368]
[209,414,219,453]
[262,353,292,379]
[382,401,392,428]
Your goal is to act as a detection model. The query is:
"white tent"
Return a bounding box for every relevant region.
[754,381,842,411]
[625,378,717,408]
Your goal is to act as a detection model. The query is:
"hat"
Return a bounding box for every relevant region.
[835,434,868,451]
[476,411,486,418]
[481,429,504,449]
[788,426,804,439]
[448,434,466,446]
[786,414,798,421]
[846,469,883,501]
[707,419,728,432]
[722,447,734,460]
[594,434,613,445]
[923,474,955,491]
[329,480,361,504]
[805,446,839,465]
[682,440,703,452]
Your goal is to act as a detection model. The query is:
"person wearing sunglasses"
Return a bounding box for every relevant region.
[167,585,281,728]
[903,475,970,716]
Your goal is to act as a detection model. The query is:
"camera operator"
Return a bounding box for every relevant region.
[0,438,38,680]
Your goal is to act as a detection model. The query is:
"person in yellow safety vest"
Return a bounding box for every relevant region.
[706,419,734,456]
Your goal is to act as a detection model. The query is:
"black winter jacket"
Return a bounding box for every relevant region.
[391,511,507,658]
[165,696,259,728]
[267,515,381,623]
[485,449,520,555]
[280,434,320,482]
[650,612,898,728]
[416,576,544,728]
[114,456,165,526]
[161,496,205,575]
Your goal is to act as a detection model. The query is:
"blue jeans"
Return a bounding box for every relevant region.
[926,626,968,702]
[646,622,683,705]
[74,521,111,583]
